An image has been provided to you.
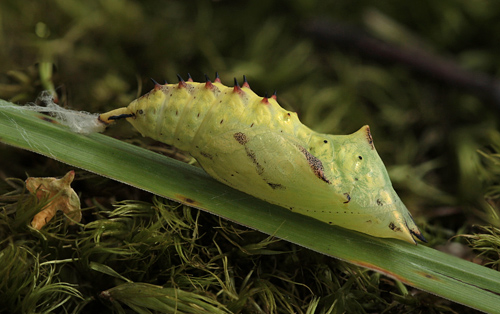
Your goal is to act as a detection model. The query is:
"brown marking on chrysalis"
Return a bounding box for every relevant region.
[175,194,201,206]
[267,182,285,190]
[389,222,402,232]
[365,126,374,149]
[233,132,248,145]
[199,151,213,159]
[297,146,331,184]
[261,97,269,104]
[246,149,264,175]
[233,131,265,176]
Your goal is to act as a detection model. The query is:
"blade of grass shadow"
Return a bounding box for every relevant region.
[1,100,500,313]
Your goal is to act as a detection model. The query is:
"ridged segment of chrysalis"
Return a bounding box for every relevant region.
[99,75,426,244]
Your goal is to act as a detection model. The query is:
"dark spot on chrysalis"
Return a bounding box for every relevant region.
[358,156,363,160]
[365,126,374,150]
[197,113,200,117]
[267,182,285,190]
[175,110,178,116]
[324,140,328,143]
[234,132,248,145]
[200,151,213,159]
[250,123,254,127]
[389,222,402,232]
[297,146,331,184]
[138,109,144,115]
[220,119,224,124]
[343,193,351,204]
[376,199,383,206]
[234,139,264,177]
[107,113,135,121]
[247,150,264,175]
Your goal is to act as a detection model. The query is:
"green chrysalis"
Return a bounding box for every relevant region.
[99,75,426,244]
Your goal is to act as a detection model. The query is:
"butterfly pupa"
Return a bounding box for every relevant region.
[99,75,426,244]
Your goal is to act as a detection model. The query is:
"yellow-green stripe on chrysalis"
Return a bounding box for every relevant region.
[99,74,426,244]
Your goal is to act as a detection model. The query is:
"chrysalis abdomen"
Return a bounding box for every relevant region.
[99,75,426,244]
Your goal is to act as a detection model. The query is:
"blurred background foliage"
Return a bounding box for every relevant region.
[1,0,500,313]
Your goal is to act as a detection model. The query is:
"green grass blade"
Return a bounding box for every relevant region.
[1,100,500,313]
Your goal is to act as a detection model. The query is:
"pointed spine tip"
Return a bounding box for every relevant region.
[204,74,213,89]
[242,75,250,88]
[151,78,161,90]
[233,77,244,94]
[214,72,221,83]
[271,90,277,100]
[177,74,187,88]
[412,230,428,243]
[261,92,269,104]
[187,73,193,82]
